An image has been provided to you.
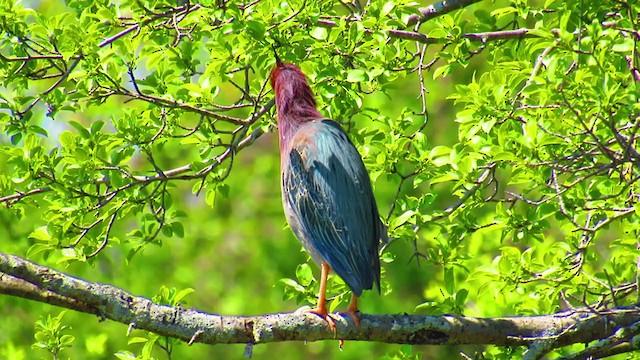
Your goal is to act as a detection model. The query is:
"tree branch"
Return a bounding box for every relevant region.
[406,0,484,27]
[0,100,273,206]
[97,4,202,48]
[0,273,98,315]
[112,90,249,124]
[311,22,618,46]
[315,19,441,44]
[1,251,639,347]
[464,28,537,41]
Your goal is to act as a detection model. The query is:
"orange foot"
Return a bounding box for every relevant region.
[340,307,361,327]
[340,294,361,327]
[306,307,336,334]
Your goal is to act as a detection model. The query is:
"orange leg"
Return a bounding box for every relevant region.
[306,261,336,333]
[342,294,361,327]
[338,295,360,349]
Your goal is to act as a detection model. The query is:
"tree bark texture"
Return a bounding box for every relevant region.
[1,251,638,347]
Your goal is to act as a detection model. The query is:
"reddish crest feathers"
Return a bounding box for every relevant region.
[270,63,322,122]
[270,62,323,152]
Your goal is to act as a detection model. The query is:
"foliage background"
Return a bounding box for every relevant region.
[1,0,639,358]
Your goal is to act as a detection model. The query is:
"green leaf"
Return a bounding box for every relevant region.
[310,27,328,40]
[295,263,313,286]
[10,133,22,145]
[30,125,48,137]
[444,268,455,295]
[346,69,367,82]
[279,278,306,293]
[29,226,51,241]
[433,64,450,79]
[380,2,395,17]
[245,20,266,39]
[174,288,195,303]
[612,38,634,52]
[172,222,185,238]
[390,210,415,229]
[455,288,469,306]
[127,337,148,345]
[59,131,75,148]
[115,351,137,360]
[90,120,105,134]
[68,121,91,138]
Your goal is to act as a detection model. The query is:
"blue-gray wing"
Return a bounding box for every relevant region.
[283,119,381,296]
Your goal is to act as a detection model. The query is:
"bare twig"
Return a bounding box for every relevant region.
[406,0,484,27]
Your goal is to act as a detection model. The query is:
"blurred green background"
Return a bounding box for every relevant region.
[0,1,463,358]
[2,0,637,359]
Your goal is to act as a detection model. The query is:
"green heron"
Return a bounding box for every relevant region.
[270,60,385,330]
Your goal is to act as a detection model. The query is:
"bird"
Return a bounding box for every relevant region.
[270,58,385,330]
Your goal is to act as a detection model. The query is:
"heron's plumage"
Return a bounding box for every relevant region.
[270,61,384,299]
[282,119,382,296]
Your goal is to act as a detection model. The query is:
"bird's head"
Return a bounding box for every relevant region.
[269,62,308,91]
[269,61,319,121]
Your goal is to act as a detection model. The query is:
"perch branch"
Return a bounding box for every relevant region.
[1,251,639,346]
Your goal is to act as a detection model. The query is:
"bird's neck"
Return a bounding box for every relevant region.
[275,80,322,153]
[277,112,320,153]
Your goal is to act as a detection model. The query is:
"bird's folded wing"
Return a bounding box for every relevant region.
[284,120,379,294]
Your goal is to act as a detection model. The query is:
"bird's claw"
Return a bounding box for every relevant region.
[305,307,337,335]
[340,309,361,327]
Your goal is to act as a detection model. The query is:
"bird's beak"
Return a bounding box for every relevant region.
[272,45,283,66]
